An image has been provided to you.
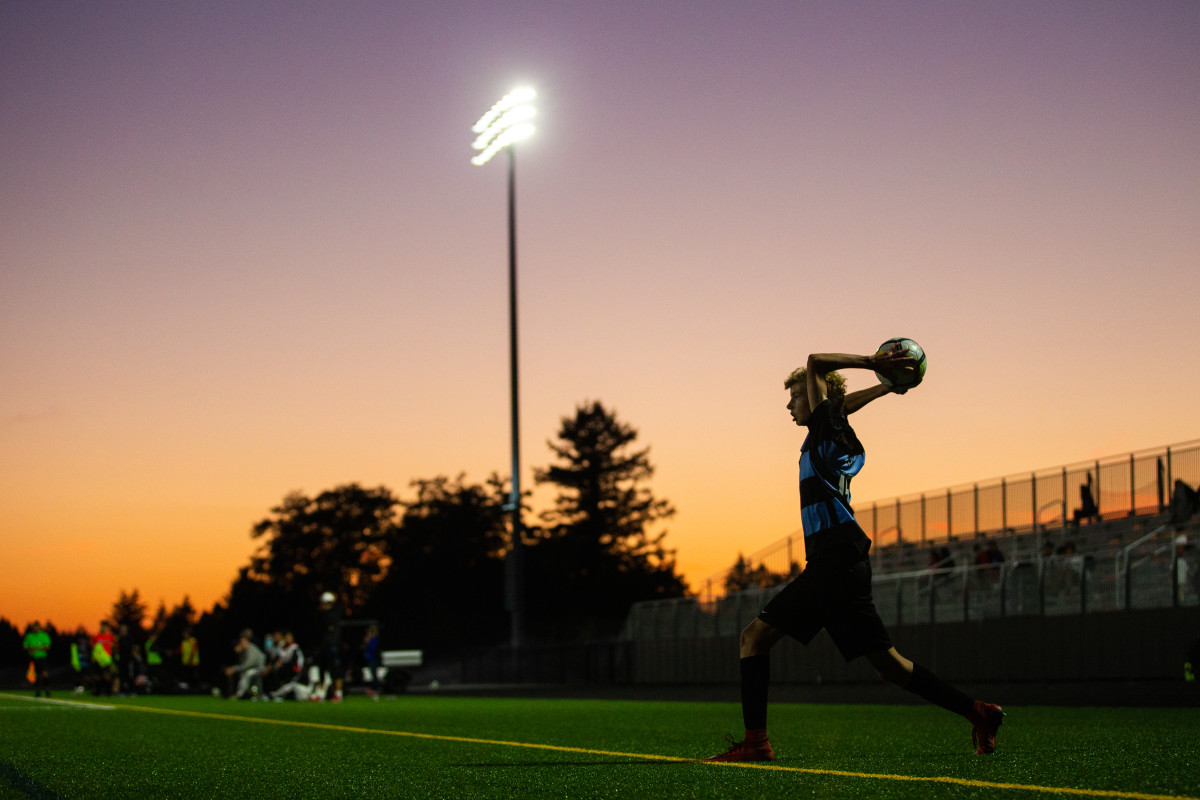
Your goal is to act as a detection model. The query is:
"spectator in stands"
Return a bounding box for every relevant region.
[224,629,266,699]
[1054,541,1085,597]
[1176,536,1198,603]
[1073,474,1099,526]
[1171,480,1200,531]
[704,349,1003,763]
[927,545,955,587]
[973,540,1004,587]
[23,621,51,698]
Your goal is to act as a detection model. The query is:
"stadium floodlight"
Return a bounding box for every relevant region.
[471,87,537,648]
[471,87,536,165]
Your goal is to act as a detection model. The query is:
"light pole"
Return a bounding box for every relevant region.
[472,87,536,648]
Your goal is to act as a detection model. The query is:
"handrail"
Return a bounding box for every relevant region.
[1124,524,1171,574]
[1117,523,1170,609]
[1122,523,1169,556]
[1037,499,1066,526]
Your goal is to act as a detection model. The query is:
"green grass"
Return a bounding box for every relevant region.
[1,691,1197,799]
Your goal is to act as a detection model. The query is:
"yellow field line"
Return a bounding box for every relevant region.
[0,693,114,711]
[99,702,1196,800]
[7,695,1190,800]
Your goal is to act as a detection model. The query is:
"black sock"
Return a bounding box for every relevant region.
[740,654,770,731]
[907,663,975,718]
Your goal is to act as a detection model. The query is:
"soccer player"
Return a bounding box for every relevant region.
[705,346,1004,762]
[224,630,266,699]
[91,621,118,696]
[272,631,305,687]
[23,621,51,698]
[314,592,344,702]
[70,628,93,694]
[269,634,314,701]
[271,665,323,702]
[362,624,382,699]
[179,627,200,693]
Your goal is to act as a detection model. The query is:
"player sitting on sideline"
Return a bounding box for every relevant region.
[705,345,1004,762]
[224,630,266,700]
[272,665,323,702]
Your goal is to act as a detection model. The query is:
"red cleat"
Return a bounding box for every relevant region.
[968,700,1005,754]
[703,733,775,762]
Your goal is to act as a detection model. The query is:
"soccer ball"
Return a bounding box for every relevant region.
[875,337,926,389]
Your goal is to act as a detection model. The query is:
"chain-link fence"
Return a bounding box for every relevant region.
[692,439,1200,603]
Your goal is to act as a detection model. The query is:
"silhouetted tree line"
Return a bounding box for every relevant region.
[722,554,798,594]
[2,402,690,684]
[204,400,686,662]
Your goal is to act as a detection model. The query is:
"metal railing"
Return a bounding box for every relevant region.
[625,524,1200,640]
[693,439,1200,603]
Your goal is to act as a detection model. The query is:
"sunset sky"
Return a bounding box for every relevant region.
[3,2,1199,633]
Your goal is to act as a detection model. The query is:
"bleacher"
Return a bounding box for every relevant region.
[871,511,1170,577]
[626,440,1200,640]
[693,438,1200,601]
[625,509,1198,641]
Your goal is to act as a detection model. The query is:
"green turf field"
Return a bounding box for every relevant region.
[0,691,1197,799]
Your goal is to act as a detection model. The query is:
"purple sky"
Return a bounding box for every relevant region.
[3,2,1199,629]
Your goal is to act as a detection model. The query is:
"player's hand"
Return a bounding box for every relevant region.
[870,344,921,392]
[871,345,917,372]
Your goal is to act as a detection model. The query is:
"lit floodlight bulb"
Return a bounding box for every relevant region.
[471,88,536,165]
[471,105,537,152]
[471,122,535,166]
[472,87,537,134]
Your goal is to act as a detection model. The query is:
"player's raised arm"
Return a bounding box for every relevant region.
[843,384,894,414]
[806,353,864,409]
[807,346,919,415]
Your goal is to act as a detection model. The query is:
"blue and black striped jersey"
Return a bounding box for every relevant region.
[800,399,872,564]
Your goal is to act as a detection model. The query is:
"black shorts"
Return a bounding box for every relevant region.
[758,557,892,662]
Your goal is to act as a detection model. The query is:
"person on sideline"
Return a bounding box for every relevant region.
[314,592,344,702]
[23,621,51,698]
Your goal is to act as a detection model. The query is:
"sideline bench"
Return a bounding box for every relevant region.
[365,649,423,692]
[381,649,423,669]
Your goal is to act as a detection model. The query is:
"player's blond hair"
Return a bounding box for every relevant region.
[785,368,847,404]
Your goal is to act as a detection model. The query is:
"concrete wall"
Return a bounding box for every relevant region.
[631,607,1200,686]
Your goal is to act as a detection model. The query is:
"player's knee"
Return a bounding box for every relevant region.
[867,650,912,686]
[739,625,763,656]
[739,620,779,657]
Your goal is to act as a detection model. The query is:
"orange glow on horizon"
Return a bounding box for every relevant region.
[4,3,1200,634]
